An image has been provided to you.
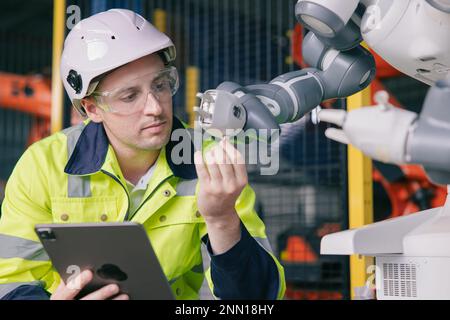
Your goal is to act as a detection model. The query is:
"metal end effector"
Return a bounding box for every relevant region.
[193,90,247,138]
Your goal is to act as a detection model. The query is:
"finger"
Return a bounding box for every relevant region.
[222,138,247,184]
[66,269,93,289]
[324,128,350,145]
[214,140,231,165]
[222,138,245,165]
[318,109,347,126]
[204,149,222,182]
[51,281,68,300]
[215,140,235,182]
[194,151,210,182]
[56,269,93,300]
[112,294,130,300]
[80,284,120,300]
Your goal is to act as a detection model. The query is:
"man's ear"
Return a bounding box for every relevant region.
[81,97,103,123]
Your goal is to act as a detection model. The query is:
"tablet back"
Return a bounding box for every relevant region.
[35,222,175,300]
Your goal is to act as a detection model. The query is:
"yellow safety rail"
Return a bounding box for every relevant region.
[153,9,167,33]
[185,67,200,127]
[51,0,66,133]
[347,85,374,299]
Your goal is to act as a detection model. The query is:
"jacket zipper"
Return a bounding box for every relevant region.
[126,175,174,221]
[101,169,175,222]
[101,169,131,221]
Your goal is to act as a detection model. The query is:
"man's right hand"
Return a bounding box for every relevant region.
[50,270,129,300]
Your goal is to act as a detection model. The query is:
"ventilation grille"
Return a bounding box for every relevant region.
[382,263,417,298]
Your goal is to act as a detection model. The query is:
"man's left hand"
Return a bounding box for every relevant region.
[194,138,247,254]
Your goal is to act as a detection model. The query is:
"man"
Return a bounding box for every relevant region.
[0,9,285,300]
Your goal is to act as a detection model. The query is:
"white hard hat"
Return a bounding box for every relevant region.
[60,8,176,117]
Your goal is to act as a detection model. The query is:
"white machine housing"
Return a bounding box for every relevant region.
[321,188,450,299]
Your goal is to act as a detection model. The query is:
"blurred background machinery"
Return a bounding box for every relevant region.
[0,0,53,213]
[0,0,445,299]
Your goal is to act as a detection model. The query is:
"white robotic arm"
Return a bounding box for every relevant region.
[193,0,450,300]
[193,0,366,139]
[194,0,450,178]
[319,75,450,185]
[295,0,450,300]
[194,21,375,140]
[319,91,418,164]
[296,0,450,185]
[298,0,450,85]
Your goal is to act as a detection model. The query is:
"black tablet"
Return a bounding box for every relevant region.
[35,222,174,300]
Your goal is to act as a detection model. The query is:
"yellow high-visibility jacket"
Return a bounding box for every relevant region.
[0,117,285,300]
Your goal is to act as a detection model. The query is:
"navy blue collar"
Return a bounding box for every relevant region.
[64,117,197,180]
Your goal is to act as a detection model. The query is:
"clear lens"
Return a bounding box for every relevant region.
[93,66,179,114]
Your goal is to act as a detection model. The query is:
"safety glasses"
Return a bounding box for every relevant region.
[91,66,179,115]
